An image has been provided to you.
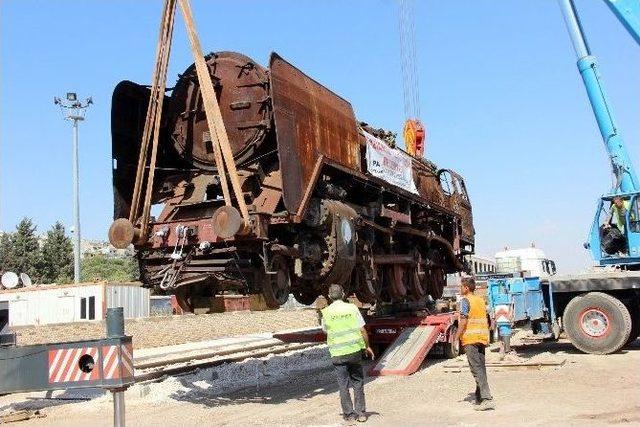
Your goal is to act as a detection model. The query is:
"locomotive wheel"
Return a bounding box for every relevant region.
[292,289,318,306]
[408,268,425,301]
[262,255,292,309]
[354,246,382,304]
[387,265,408,300]
[174,289,194,313]
[424,250,446,299]
[408,251,426,300]
[354,264,382,304]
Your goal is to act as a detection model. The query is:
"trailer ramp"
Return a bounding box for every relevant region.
[369,325,439,376]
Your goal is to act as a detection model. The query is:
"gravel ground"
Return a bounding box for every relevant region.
[13,309,319,349]
[1,333,639,426]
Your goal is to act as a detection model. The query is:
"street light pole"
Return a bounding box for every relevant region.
[71,118,81,285]
[54,93,92,285]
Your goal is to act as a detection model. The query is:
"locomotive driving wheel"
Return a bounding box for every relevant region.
[262,255,292,309]
[387,265,408,300]
[424,250,446,299]
[292,288,318,306]
[408,250,427,300]
[354,245,382,304]
[174,288,194,313]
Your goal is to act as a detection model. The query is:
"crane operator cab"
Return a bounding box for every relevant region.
[587,193,640,266]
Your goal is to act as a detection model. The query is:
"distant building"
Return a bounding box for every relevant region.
[465,254,496,275]
[80,240,134,259]
[445,254,496,296]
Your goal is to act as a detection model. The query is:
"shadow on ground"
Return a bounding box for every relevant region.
[508,336,640,356]
[0,388,105,413]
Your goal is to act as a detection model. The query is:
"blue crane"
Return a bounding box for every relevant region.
[485,1,640,356]
[558,0,640,265]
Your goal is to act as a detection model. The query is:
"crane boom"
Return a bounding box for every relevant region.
[603,0,640,44]
[557,0,639,193]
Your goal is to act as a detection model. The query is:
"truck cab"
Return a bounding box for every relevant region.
[494,247,557,279]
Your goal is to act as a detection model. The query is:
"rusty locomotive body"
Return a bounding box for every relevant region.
[110,51,474,312]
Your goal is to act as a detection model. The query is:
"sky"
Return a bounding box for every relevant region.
[1,0,639,274]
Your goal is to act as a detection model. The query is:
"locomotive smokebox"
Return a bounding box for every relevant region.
[167,51,272,170]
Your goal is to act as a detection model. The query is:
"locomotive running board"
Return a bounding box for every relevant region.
[369,325,439,376]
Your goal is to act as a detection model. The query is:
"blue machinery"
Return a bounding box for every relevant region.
[487,277,558,353]
[558,0,640,266]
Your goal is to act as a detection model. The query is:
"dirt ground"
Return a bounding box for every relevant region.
[2,335,639,426]
[12,309,319,349]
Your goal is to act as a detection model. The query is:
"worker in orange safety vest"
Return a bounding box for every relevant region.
[455,277,495,411]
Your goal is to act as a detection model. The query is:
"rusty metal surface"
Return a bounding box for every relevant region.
[168,51,271,170]
[252,170,283,215]
[269,52,360,214]
[439,169,474,245]
[412,160,445,208]
[381,206,412,224]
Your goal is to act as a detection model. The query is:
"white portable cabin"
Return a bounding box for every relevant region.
[0,282,149,327]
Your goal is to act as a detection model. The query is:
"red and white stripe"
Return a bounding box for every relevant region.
[120,343,134,378]
[102,343,134,379]
[48,347,99,384]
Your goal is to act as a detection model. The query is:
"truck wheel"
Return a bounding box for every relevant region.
[625,305,639,346]
[563,292,632,354]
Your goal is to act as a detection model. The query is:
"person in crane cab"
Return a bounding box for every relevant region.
[608,196,631,234]
[321,284,375,423]
[455,277,495,411]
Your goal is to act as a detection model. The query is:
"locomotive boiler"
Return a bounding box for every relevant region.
[109,51,474,312]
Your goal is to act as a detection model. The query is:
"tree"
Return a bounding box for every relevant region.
[0,232,13,272]
[81,255,139,282]
[4,218,41,281]
[40,222,73,284]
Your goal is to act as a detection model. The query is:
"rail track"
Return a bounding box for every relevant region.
[132,332,321,383]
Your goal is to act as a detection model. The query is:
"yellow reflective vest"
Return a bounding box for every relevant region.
[321,301,366,357]
[461,294,489,346]
[612,200,631,233]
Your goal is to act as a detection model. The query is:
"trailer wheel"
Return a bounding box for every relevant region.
[443,325,460,359]
[563,292,632,354]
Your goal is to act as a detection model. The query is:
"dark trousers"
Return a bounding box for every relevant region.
[463,344,492,402]
[332,352,366,416]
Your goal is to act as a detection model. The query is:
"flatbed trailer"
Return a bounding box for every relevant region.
[274,310,460,376]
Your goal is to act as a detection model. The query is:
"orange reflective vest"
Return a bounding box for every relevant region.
[460,294,489,346]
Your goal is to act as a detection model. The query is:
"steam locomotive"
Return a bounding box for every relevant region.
[109,51,474,312]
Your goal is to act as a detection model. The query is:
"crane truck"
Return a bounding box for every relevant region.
[486,0,640,355]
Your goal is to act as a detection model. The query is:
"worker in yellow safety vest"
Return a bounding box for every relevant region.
[455,277,495,411]
[321,284,375,423]
[608,196,632,234]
